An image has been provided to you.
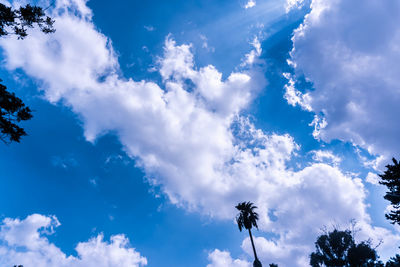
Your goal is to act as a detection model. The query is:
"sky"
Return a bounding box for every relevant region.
[0,0,399,266]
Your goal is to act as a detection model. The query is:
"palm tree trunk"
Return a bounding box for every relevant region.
[248,228,258,260]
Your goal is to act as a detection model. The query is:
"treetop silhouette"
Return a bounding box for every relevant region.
[310,228,382,267]
[379,157,400,225]
[0,3,55,39]
[0,81,33,143]
[0,3,55,144]
[236,201,262,267]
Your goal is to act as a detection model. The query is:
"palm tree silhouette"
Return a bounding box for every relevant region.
[236,201,262,267]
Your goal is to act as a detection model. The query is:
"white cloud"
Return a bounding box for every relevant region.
[283,72,311,111]
[0,0,399,265]
[0,214,147,267]
[285,0,305,13]
[0,0,265,216]
[309,114,327,140]
[244,0,256,9]
[362,155,386,171]
[207,249,251,267]
[365,172,380,185]
[243,37,262,66]
[310,150,341,165]
[241,236,308,266]
[249,164,399,265]
[288,0,400,163]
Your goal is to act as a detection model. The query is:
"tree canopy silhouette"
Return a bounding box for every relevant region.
[0,3,55,144]
[0,3,55,39]
[385,255,400,267]
[0,81,33,143]
[379,158,400,225]
[236,201,262,267]
[310,228,382,267]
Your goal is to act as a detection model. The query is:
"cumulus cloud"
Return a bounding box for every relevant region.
[0,214,147,267]
[0,0,399,265]
[0,0,266,217]
[207,249,251,267]
[245,163,399,265]
[288,0,400,163]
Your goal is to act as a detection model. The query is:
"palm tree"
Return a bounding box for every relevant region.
[236,201,262,267]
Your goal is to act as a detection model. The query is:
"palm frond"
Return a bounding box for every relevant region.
[235,201,259,230]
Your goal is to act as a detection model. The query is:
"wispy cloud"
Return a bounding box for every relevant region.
[285,0,305,13]
[51,155,78,169]
[244,0,256,9]
[199,34,215,52]
[310,150,341,166]
[143,25,155,31]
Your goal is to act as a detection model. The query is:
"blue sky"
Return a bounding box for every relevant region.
[0,0,399,266]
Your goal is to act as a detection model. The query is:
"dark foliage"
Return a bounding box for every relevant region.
[386,255,400,267]
[379,158,400,225]
[236,201,259,231]
[310,229,381,267]
[0,81,32,143]
[269,264,278,267]
[0,3,54,144]
[347,242,380,266]
[0,3,55,39]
